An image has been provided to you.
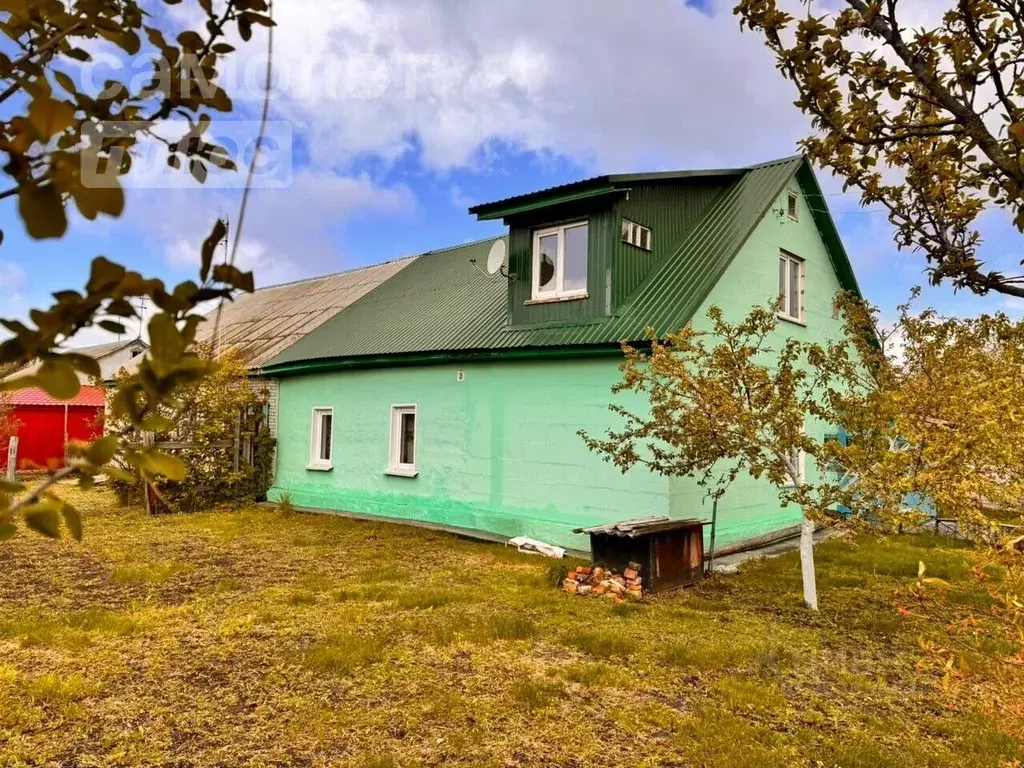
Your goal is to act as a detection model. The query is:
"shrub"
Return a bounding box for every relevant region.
[106,347,275,513]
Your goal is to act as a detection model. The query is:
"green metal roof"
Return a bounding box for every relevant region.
[264,156,861,375]
[468,168,742,221]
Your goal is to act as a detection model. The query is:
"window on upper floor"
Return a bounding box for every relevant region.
[532,221,589,301]
[308,407,333,470]
[621,219,652,251]
[778,250,804,324]
[787,190,799,221]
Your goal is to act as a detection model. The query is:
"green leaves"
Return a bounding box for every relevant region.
[37,359,81,399]
[20,499,82,541]
[145,451,187,482]
[23,501,62,538]
[0,0,267,543]
[86,436,119,467]
[61,504,83,541]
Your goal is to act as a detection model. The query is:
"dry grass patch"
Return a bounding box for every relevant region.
[0,488,1019,767]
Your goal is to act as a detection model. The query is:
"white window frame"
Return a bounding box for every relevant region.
[387,404,418,477]
[531,221,589,301]
[786,189,799,221]
[308,406,333,471]
[778,250,805,324]
[621,218,653,251]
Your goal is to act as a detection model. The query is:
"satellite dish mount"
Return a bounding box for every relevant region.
[470,239,514,281]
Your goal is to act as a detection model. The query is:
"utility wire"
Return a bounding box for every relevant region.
[212,0,274,354]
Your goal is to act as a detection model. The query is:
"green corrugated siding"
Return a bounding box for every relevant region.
[612,181,726,306]
[507,200,618,325]
[265,156,860,372]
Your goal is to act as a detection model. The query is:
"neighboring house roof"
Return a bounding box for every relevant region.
[196,257,417,370]
[264,156,862,374]
[4,338,147,380]
[6,385,106,407]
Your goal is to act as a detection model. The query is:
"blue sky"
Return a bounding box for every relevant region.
[1,0,1021,346]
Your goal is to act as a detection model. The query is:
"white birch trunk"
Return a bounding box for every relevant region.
[799,513,818,611]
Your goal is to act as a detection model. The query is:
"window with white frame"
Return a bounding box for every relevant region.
[388,405,417,475]
[778,250,804,323]
[309,407,333,469]
[532,221,589,300]
[786,190,799,221]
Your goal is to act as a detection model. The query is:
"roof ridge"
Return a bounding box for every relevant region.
[251,254,418,293]
[744,153,805,171]
[421,234,505,257]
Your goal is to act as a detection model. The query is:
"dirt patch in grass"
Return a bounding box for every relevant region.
[0,488,1019,767]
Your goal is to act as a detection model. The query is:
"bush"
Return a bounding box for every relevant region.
[107,347,275,512]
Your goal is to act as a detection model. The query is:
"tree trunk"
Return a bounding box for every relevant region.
[799,514,818,610]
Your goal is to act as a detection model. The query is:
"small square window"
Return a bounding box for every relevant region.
[388,404,418,476]
[832,298,841,320]
[787,190,799,221]
[621,218,652,251]
[309,407,333,470]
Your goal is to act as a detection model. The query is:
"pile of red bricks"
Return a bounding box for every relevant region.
[562,562,643,603]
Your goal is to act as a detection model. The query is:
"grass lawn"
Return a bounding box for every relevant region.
[0,489,1019,768]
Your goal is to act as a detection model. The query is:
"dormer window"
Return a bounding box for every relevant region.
[531,221,589,301]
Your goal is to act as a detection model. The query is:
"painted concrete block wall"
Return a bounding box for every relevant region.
[667,181,850,544]
[271,359,670,551]
[270,175,854,552]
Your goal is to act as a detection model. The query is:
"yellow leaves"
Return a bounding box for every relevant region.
[1009,122,1024,144]
[142,451,187,483]
[18,182,67,239]
[20,498,82,541]
[72,180,125,221]
[27,95,76,140]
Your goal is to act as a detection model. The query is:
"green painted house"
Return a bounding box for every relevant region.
[262,155,862,553]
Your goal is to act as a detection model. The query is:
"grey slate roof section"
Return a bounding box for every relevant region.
[194,257,417,370]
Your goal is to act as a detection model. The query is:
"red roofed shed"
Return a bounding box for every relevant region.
[3,386,105,470]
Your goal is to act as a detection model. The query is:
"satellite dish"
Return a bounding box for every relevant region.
[486,239,506,275]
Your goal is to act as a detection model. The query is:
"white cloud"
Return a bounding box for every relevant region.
[1003,297,1024,316]
[219,0,812,173]
[0,260,26,293]
[123,171,416,286]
